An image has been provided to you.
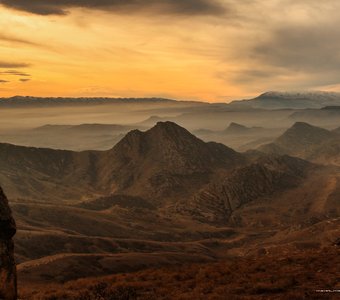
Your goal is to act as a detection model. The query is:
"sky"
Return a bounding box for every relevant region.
[0,0,340,102]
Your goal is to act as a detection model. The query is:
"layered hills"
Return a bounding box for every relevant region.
[0,122,244,202]
[0,121,338,291]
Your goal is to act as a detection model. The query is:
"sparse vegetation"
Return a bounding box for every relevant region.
[19,247,339,300]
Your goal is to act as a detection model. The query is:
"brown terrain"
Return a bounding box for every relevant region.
[0,96,339,299]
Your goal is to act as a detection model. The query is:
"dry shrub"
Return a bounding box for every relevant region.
[19,247,339,300]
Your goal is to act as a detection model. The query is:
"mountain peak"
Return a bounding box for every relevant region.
[149,121,193,137]
[226,122,248,131]
[153,121,187,131]
[290,121,316,130]
[276,122,335,146]
[229,122,247,129]
[223,122,255,135]
[286,122,331,135]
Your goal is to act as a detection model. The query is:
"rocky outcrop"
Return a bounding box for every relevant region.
[0,187,17,300]
[188,155,312,224]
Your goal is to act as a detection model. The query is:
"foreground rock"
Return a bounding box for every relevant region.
[0,187,16,300]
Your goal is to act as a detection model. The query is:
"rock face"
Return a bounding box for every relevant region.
[0,187,16,300]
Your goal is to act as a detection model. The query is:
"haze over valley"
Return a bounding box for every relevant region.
[0,92,339,299]
[1,0,340,299]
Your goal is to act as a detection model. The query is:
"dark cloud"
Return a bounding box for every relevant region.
[0,70,30,77]
[19,78,30,82]
[229,16,340,89]
[0,62,30,68]
[0,79,9,83]
[0,0,225,16]
[252,25,340,73]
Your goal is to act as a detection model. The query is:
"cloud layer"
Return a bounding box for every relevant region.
[1,0,340,100]
[0,0,225,16]
[0,62,30,68]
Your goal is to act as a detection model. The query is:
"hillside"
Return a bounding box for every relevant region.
[1,121,338,294]
[188,155,313,224]
[19,246,340,300]
[0,122,244,202]
[259,122,340,165]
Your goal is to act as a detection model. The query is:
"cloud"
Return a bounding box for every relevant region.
[0,0,225,16]
[0,62,30,68]
[0,70,30,77]
[252,25,340,73]
[0,79,9,83]
[0,33,41,47]
[221,1,340,91]
[19,78,30,82]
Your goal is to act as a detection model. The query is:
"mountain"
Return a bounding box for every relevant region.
[259,122,340,165]
[0,96,182,108]
[0,143,98,201]
[94,122,245,203]
[229,91,340,109]
[0,122,245,202]
[223,122,263,135]
[223,122,250,134]
[0,187,17,299]
[186,155,313,224]
[259,122,336,155]
[3,121,339,290]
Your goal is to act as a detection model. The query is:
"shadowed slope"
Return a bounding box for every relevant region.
[0,187,17,300]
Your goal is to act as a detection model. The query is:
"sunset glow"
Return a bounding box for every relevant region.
[1,1,340,101]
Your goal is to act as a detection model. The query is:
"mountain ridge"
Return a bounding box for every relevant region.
[0,122,245,203]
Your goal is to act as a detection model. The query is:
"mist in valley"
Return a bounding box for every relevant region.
[1,0,340,298]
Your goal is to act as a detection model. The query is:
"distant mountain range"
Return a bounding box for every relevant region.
[2,121,339,287]
[0,122,243,202]
[2,121,338,216]
[2,91,340,110]
[0,96,205,107]
[229,91,340,109]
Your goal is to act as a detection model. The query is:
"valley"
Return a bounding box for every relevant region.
[0,93,339,299]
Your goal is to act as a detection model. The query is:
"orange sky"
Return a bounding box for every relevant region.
[0,1,340,102]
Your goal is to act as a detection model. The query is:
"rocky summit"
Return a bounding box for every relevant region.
[0,187,16,300]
